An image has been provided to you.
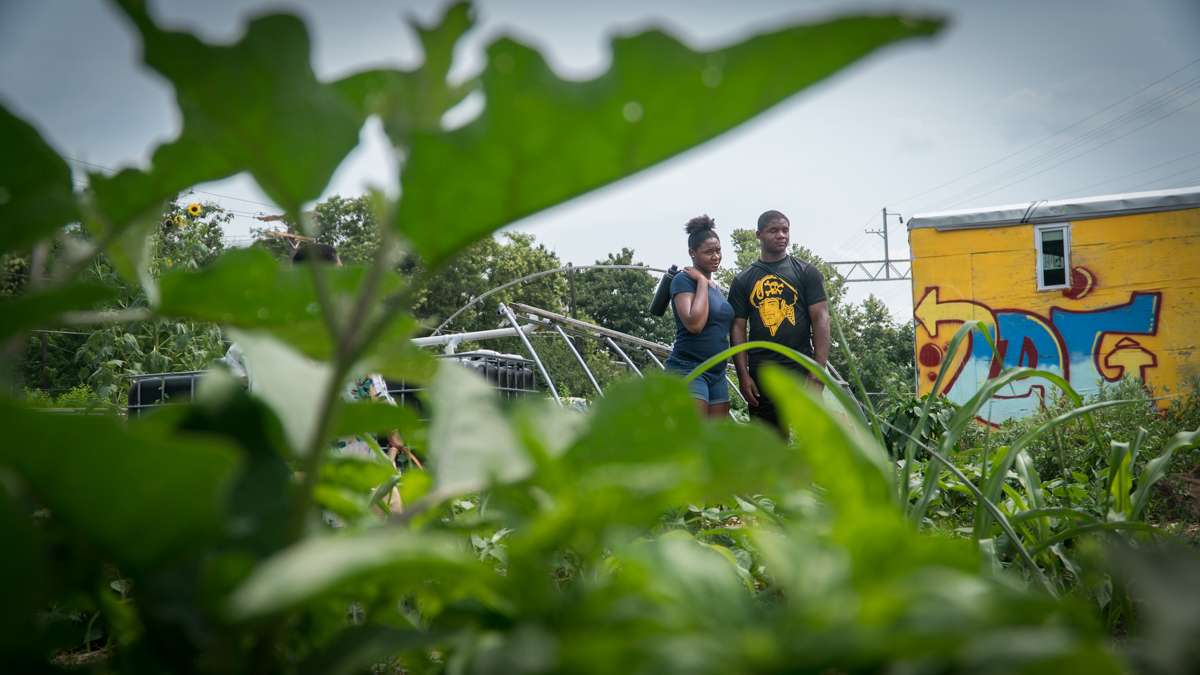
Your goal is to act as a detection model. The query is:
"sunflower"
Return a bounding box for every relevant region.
[187,202,203,217]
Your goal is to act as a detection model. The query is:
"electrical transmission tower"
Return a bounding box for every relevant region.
[827,208,911,283]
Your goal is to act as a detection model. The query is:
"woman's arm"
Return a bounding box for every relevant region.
[672,267,710,334]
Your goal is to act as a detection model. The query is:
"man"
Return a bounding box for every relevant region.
[728,210,831,433]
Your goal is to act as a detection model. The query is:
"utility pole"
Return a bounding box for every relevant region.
[865,207,903,280]
[567,262,577,318]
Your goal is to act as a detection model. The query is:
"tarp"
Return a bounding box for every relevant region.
[906,185,1200,231]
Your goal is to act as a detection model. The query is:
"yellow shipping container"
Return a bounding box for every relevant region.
[907,186,1200,425]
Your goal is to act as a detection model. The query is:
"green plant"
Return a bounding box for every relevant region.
[21,384,123,415]
[7,1,1187,673]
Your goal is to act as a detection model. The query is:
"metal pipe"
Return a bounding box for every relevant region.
[555,325,603,396]
[605,337,642,377]
[508,302,671,357]
[410,324,538,351]
[643,349,665,369]
[498,303,562,405]
[434,264,678,335]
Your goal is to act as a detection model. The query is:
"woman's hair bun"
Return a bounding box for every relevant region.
[684,214,716,235]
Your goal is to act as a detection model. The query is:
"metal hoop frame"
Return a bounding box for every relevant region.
[431,263,672,335]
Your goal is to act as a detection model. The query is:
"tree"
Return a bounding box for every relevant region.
[836,294,914,397]
[414,232,568,333]
[250,194,382,264]
[310,195,382,264]
[573,248,673,345]
[73,201,230,400]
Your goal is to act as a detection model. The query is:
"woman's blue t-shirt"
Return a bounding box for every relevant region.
[668,273,733,371]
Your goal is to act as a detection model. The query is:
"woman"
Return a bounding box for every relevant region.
[665,215,734,418]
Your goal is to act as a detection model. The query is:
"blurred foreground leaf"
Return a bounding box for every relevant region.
[566,373,797,503]
[761,366,893,509]
[334,1,475,146]
[332,399,423,441]
[0,399,240,569]
[0,482,50,666]
[397,14,941,265]
[158,247,434,379]
[226,328,333,454]
[0,282,114,340]
[0,105,78,253]
[90,0,361,246]
[227,528,478,620]
[427,361,529,498]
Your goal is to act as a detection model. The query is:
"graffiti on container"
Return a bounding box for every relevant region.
[915,269,1161,424]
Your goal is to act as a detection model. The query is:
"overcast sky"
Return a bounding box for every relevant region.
[3,0,1199,319]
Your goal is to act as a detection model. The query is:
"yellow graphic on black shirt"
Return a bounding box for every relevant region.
[749,274,798,337]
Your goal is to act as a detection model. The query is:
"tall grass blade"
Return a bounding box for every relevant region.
[1130,429,1199,520]
[915,365,1079,525]
[830,310,880,434]
[1106,441,1133,520]
[974,399,1133,536]
[876,415,1057,596]
[1013,450,1047,540]
[1028,521,1159,556]
[902,321,983,510]
[1007,508,1100,526]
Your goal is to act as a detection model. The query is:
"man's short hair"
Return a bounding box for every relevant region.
[756,210,789,231]
[290,241,339,265]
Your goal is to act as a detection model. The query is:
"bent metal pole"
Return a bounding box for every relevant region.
[642,348,665,369]
[605,337,642,377]
[498,303,562,406]
[554,324,603,396]
[434,264,674,336]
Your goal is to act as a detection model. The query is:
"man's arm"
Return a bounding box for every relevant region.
[808,300,831,388]
[730,317,759,406]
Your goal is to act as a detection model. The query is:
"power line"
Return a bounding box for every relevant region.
[937,91,1200,210]
[929,75,1200,209]
[1124,162,1200,192]
[1058,148,1200,196]
[64,155,280,210]
[894,55,1200,211]
[186,188,278,211]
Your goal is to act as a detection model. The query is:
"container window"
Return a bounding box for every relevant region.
[1035,224,1070,290]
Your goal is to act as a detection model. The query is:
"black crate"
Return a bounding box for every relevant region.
[383,351,539,410]
[127,371,205,418]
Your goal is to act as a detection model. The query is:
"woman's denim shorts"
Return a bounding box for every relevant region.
[665,357,730,404]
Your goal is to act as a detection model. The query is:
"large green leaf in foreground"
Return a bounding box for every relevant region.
[0,105,79,253]
[0,399,240,569]
[397,15,940,265]
[156,247,436,385]
[334,2,476,147]
[90,0,362,238]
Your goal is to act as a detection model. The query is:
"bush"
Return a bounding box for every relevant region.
[21,385,122,415]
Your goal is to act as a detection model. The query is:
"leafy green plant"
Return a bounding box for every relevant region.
[20,384,122,415]
[8,1,1190,673]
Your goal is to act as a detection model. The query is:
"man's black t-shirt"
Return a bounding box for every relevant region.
[728,256,827,370]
